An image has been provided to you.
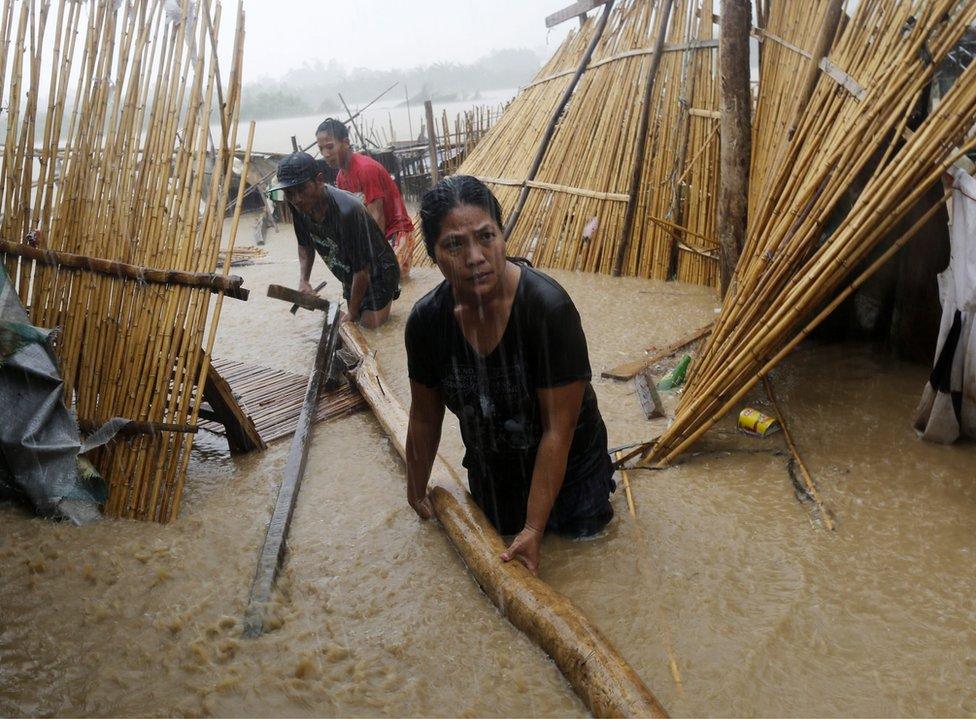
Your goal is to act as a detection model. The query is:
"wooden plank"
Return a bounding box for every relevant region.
[77,419,198,437]
[338,323,668,718]
[242,303,342,638]
[0,239,249,300]
[818,56,866,101]
[267,283,330,312]
[202,359,267,454]
[545,0,611,28]
[424,100,441,186]
[601,322,715,380]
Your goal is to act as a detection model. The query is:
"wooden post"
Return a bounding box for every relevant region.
[424,100,440,187]
[716,0,752,297]
[338,324,668,718]
[503,2,614,241]
[611,0,676,276]
[243,303,342,638]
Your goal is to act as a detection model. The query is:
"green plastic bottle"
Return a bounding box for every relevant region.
[657,354,691,391]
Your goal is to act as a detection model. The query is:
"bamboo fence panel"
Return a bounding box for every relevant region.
[645,0,976,466]
[409,0,723,287]
[408,19,597,266]
[0,0,245,522]
[506,0,661,271]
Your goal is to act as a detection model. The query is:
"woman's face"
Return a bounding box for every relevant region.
[433,203,506,301]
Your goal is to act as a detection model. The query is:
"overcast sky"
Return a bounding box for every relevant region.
[226,1,579,83]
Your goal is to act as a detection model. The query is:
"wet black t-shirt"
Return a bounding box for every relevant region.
[292,185,400,310]
[405,264,614,535]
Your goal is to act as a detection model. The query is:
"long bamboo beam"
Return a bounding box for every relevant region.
[339,323,668,719]
[0,239,248,299]
[503,1,614,241]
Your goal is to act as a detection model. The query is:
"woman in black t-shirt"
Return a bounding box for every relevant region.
[404,175,615,575]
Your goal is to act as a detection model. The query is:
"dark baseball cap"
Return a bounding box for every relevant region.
[267,151,319,193]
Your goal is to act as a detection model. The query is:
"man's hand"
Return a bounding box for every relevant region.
[298,279,316,295]
[500,524,544,575]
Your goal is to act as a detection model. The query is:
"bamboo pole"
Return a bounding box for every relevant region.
[612,0,675,276]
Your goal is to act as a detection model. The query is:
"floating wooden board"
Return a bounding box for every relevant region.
[339,323,667,719]
[202,360,266,453]
[602,322,715,380]
[243,304,343,638]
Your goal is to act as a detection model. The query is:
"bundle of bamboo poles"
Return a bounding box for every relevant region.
[0,0,249,521]
[408,0,722,287]
[645,0,976,465]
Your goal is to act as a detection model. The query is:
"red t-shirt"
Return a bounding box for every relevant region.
[336,153,414,237]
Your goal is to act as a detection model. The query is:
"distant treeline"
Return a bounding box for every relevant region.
[239,47,541,122]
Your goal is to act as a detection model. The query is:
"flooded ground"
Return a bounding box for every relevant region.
[2,222,975,717]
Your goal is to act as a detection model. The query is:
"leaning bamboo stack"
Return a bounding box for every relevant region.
[407,18,598,266]
[0,0,247,521]
[645,0,976,465]
[409,0,723,287]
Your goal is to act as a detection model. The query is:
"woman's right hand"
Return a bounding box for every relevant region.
[408,491,435,520]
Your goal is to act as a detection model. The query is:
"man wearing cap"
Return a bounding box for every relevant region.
[270,151,400,328]
[315,118,415,279]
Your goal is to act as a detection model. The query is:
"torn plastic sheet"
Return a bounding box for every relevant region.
[0,264,127,524]
[914,167,976,442]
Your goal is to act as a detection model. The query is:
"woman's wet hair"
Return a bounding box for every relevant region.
[316,117,349,141]
[419,175,505,259]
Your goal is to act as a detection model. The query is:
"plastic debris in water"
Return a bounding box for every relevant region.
[582,216,599,241]
[738,408,781,437]
[656,354,691,391]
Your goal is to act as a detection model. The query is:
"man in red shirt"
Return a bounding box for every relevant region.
[316,118,415,279]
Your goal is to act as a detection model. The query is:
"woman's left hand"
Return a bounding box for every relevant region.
[500,525,543,575]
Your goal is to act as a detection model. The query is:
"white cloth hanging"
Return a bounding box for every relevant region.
[914,165,976,443]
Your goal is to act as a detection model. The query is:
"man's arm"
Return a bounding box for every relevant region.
[346,268,370,323]
[297,243,316,294]
[500,380,586,575]
[365,199,385,235]
[405,380,445,519]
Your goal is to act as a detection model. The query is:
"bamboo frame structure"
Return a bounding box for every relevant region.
[644,0,976,465]
[409,0,723,287]
[0,0,246,521]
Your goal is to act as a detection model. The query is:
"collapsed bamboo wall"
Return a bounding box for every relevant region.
[0,0,246,521]
[646,0,976,465]
[410,0,722,287]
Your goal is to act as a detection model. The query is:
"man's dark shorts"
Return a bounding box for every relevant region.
[350,259,400,313]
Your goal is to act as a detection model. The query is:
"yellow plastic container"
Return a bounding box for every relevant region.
[738,408,781,437]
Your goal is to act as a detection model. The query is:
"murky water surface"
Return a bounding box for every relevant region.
[2,224,974,716]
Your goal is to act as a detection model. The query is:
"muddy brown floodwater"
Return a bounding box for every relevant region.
[2,223,975,717]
